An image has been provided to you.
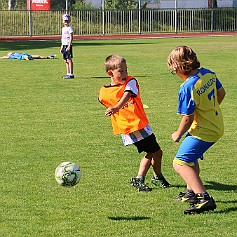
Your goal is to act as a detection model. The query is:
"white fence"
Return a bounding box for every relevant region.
[0,8,236,36]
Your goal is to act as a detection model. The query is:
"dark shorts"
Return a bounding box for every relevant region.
[61,45,73,60]
[134,133,161,153]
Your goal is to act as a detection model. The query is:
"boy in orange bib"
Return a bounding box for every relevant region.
[99,55,170,191]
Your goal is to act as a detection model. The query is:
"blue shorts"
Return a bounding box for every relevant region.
[174,133,215,166]
[61,45,73,60]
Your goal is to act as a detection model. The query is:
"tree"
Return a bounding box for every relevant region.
[105,0,146,10]
[8,0,16,9]
[73,0,94,10]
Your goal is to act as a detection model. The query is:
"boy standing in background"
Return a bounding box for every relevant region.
[61,14,74,79]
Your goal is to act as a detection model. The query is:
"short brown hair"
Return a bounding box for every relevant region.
[167,46,200,75]
[104,55,126,71]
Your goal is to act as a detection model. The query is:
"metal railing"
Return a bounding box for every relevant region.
[0,8,236,37]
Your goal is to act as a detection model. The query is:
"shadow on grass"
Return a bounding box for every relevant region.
[216,200,237,204]
[214,206,237,214]
[170,181,237,192]
[0,41,60,51]
[168,184,186,189]
[108,216,150,221]
[205,181,237,191]
[0,40,152,51]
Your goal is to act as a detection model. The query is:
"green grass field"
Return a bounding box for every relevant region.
[0,36,236,237]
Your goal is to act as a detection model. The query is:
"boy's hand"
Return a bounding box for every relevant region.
[105,107,119,116]
[172,131,181,142]
[66,46,70,51]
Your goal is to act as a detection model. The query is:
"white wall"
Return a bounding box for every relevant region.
[150,0,234,8]
[86,0,101,7]
[217,0,233,7]
[159,0,207,9]
[87,0,234,8]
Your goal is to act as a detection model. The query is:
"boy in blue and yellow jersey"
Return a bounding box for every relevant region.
[167,46,226,214]
[99,55,170,191]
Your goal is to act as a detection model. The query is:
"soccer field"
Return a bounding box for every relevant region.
[0,36,236,237]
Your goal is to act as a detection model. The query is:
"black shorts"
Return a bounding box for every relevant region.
[61,45,73,60]
[134,133,161,153]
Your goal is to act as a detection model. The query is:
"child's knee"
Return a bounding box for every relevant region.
[173,162,180,173]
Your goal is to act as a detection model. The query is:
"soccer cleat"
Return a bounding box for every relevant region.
[48,55,55,59]
[63,75,74,79]
[184,196,217,214]
[151,176,170,188]
[130,178,152,192]
[173,191,198,204]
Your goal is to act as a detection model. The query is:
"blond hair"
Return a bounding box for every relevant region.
[104,55,126,71]
[167,46,200,75]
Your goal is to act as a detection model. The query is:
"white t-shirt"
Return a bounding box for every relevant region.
[61,26,73,46]
[124,79,138,96]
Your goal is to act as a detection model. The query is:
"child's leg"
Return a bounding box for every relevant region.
[65,59,73,75]
[66,60,70,75]
[31,55,44,59]
[150,149,170,188]
[186,161,200,191]
[174,162,217,214]
[173,161,206,194]
[151,149,163,178]
[137,153,152,177]
[69,59,73,75]
[130,154,152,192]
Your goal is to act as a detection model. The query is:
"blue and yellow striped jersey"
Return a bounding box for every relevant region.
[177,67,224,142]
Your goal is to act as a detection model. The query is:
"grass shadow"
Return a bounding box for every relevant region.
[214,206,237,214]
[205,181,237,191]
[108,216,150,221]
[217,200,237,204]
[168,184,187,189]
[0,41,60,51]
[0,40,152,51]
[92,76,109,79]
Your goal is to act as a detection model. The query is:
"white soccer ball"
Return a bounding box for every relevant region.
[55,161,81,186]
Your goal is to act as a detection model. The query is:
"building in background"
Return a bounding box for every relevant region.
[85,0,101,7]
[147,0,234,8]
[85,0,236,8]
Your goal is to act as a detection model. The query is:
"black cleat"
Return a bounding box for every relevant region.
[130,178,152,192]
[173,191,198,204]
[184,196,216,214]
[151,176,171,188]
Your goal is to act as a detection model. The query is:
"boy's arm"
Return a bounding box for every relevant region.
[105,91,132,116]
[172,114,194,142]
[217,87,225,105]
